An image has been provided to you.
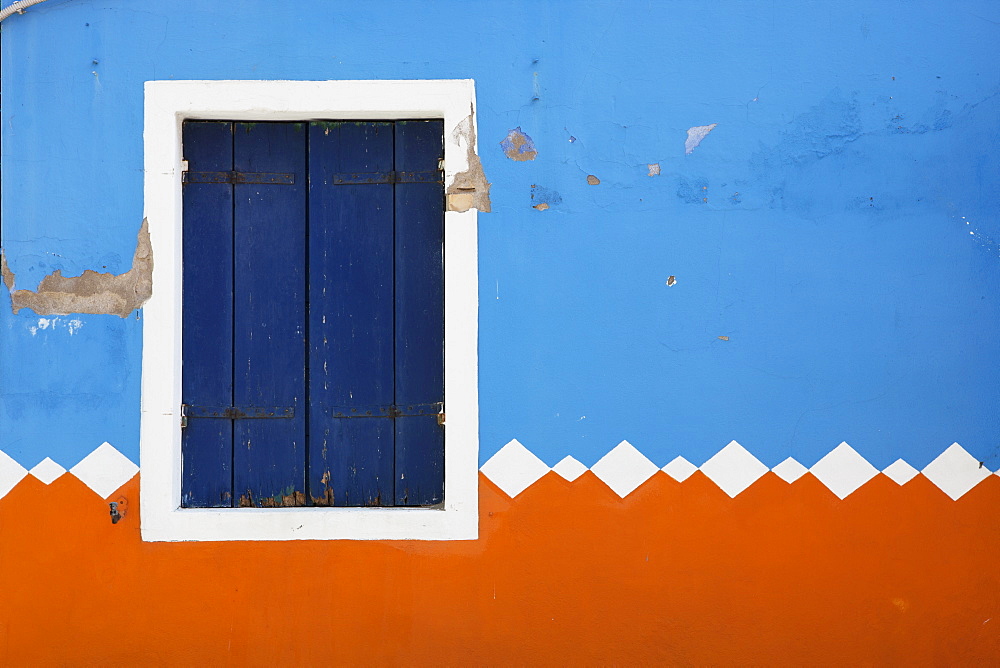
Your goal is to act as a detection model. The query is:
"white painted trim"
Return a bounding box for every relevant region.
[141,80,479,541]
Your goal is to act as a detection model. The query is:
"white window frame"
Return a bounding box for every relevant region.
[141,80,479,541]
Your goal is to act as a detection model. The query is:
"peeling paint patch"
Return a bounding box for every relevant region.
[586,175,601,185]
[500,127,537,161]
[2,219,153,318]
[447,111,492,213]
[666,276,677,287]
[685,123,717,154]
[648,163,660,176]
[718,336,730,341]
[961,215,999,256]
[28,317,84,336]
[0,255,13,292]
[530,184,562,210]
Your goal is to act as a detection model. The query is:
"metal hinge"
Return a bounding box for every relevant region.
[329,170,442,185]
[326,402,443,418]
[181,404,295,425]
[182,170,295,185]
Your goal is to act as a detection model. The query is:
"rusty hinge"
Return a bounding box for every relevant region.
[182,170,295,185]
[325,402,443,418]
[181,405,295,424]
[329,170,442,185]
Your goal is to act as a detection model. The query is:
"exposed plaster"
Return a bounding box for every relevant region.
[1,255,13,291]
[587,175,601,185]
[2,219,153,318]
[648,163,661,176]
[447,111,492,213]
[685,123,717,154]
[501,127,537,161]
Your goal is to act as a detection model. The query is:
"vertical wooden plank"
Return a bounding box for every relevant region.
[181,121,235,508]
[308,121,396,506]
[393,120,445,505]
[232,122,308,507]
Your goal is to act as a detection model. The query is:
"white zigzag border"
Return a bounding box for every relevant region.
[2,439,993,504]
[0,442,138,501]
[480,440,998,501]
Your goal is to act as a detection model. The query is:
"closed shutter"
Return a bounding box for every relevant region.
[180,120,444,508]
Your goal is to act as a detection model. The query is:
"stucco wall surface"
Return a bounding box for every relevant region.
[1,0,998,471]
[1,0,998,662]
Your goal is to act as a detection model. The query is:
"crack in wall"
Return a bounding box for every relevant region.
[1,219,153,318]
[446,110,492,213]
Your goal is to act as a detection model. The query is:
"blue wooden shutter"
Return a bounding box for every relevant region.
[307,120,444,507]
[182,119,443,509]
[182,121,308,508]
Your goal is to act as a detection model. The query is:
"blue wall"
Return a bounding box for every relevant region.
[2,0,998,470]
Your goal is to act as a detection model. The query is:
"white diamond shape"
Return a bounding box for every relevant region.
[69,442,140,498]
[29,457,66,485]
[552,456,588,482]
[698,440,768,497]
[809,442,878,499]
[772,457,808,483]
[591,441,659,498]
[480,439,550,498]
[662,456,698,482]
[0,450,29,499]
[882,459,919,485]
[921,443,991,500]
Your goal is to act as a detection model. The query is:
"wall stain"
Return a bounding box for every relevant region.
[447,110,492,213]
[500,127,537,161]
[2,219,152,318]
[677,176,709,204]
[530,184,561,210]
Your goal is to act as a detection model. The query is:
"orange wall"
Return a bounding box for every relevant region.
[1,472,998,664]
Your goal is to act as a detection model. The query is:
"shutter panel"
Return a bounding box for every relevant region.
[181,121,236,508]
[232,122,308,507]
[307,122,396,506]
[393,120,445,505]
